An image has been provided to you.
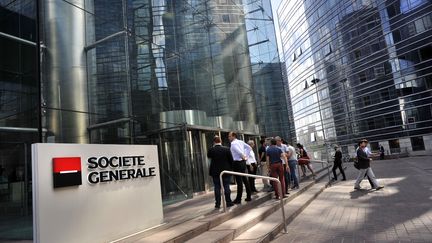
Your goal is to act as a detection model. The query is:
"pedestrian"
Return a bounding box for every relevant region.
[332,146,346,181]
[258,138,272,191]
[286,142,299,190]
[297,144,315,178]
[207,136,235,209]
[275,136,290,193]
[357,140,376,188]
[246,140,258,193]
[296,143,306,177]
[380,145,385,160]
[228,132,252,203]
[266,138,287,199]
[354,139,384,190]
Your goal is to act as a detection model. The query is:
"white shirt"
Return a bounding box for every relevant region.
[230,139,252,161]
[277,144,288,164]
[287,145,297,161]
[364,147,373,157]
[246,150,257,165]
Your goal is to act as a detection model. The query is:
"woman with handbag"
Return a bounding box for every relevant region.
[297,144,315,178]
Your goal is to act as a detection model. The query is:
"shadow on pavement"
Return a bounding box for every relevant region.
[333,158,432,241]
[349,188,374,199]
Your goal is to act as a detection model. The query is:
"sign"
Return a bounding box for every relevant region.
[52,157,82,188]
[32,144,163,243]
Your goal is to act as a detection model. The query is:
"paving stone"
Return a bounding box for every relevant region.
[269,157,432,242]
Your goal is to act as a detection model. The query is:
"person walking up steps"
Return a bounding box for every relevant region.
[228,132,252,204]
[286,142,299,191]
[266,138,287,199]
[246,140,258,193]
[297,144,315,178]
[258,139,272,191]
[207,136,235,209]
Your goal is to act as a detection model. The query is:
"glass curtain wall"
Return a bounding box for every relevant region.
[37,0,263,203]
[278,0,432,160]
[0,0,291,239]
[243,0,292,141]
[0,0,38,240]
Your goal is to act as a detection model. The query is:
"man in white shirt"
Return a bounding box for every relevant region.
[246,140,258,192]
[287,143,300,189]
[228,132,252,203]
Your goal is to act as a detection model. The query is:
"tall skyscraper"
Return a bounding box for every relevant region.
[278,0,432,160]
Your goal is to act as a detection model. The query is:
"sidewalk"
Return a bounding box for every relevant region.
[272,156,432,243]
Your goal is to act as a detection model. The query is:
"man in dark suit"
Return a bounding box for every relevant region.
[207,136,235,208]
[332,146,346,181]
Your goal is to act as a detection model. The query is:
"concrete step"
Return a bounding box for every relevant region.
[229,167,346,243]
[122,165,333,243]
[130,191,273,243]
[229,181,328,243]
[184,167,332,243]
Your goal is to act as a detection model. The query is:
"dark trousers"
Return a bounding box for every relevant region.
[233,160,251,201]
[332,162,346,180]
[247,163,257,192]
[270,163,286,198]
[212,175,232,207]
[284,165,290,193]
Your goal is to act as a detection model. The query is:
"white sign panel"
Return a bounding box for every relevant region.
[32,143,163,243]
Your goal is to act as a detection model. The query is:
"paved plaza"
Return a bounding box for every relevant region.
[272,156,432,243]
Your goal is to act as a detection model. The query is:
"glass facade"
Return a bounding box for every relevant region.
[0,0,290,240]
[278,0,432,160]
[0,0,38,240]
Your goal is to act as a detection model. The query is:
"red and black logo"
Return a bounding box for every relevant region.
[53,157,82,188]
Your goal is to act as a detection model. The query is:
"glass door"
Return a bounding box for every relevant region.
[188,130,206,193]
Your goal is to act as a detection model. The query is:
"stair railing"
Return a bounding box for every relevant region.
[219,170,287,233]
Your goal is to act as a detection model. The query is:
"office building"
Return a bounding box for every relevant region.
[0,0,289,240]
[278,0,432,160]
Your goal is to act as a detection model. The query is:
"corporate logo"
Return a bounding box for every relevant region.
[87,156,157,184]
[52,155,157,188]
[52,157,82,188]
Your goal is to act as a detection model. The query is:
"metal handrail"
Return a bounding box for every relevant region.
[219,170,287,233]
[309,159,332,186]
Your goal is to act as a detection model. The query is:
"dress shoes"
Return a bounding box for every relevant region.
[232,199,241,204]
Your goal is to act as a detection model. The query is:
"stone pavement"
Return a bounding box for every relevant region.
[272,156,432,243]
